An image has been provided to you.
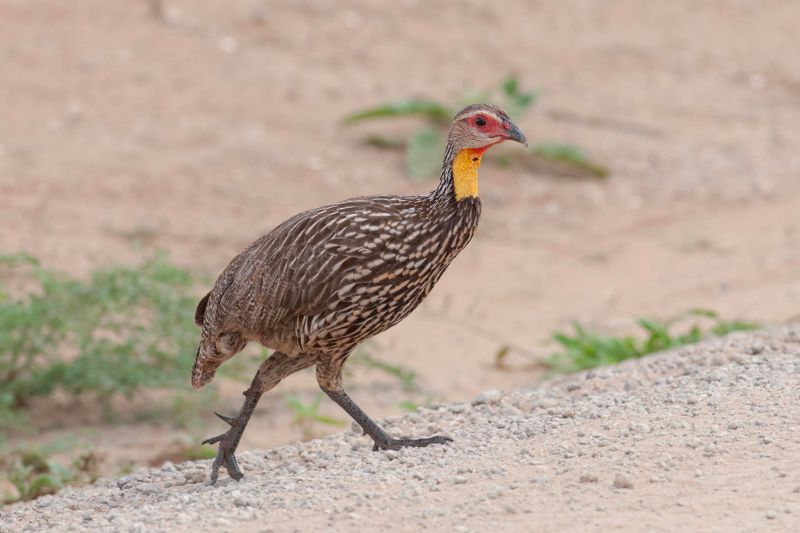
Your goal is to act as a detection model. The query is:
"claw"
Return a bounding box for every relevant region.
[204,431,245,485]
[203,417,247,484]
[202,433,224,446]
[214,412,237,426]
[371,434,453,452]
[224,453,243,481]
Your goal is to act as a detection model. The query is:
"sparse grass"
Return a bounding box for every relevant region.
[0,253,202,430]
[343,76,608,179]
[147,440,217,466]
[179,444,217,461]
[349,349,436,414]
[493,344,512,368]
[0,252,222,501]
[0,442,101,504]
[546,309,760,373]
[284,393,346,440]
[350,351,420,392]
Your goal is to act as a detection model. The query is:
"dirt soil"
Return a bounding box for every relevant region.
[2,0,800,485]
[4,326,800,532]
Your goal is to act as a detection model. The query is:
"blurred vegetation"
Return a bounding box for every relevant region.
[1,442,101,504]
[284,393,346,440]
[351,351,420,392]
[546,309,760,373]
[0,253,199,430]
[343,77,608,180]
[350,349,436,412]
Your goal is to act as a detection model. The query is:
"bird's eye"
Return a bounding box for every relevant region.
[475,116,487,127]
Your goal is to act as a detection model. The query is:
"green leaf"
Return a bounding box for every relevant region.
[311,414,347,427]
[351,352,420,391]
[684,308,719,319]
[406,128,444,180]
[502,77,518,96]
[398,401,419,412]
[711,320,761,336]
[533,142,609,178]
[493,344,511,367]
[500,77,538,118]
[363,135,405,150]
[343,100,454,125]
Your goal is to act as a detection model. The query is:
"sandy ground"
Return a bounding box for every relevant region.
[2,0,800,478]
[3,326,800,532]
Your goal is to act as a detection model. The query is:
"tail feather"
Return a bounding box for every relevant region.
[194,292,211,327]
[191,332,248,389]
[191,345,211,389]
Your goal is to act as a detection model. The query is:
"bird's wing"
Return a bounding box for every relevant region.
[203,196,414,336]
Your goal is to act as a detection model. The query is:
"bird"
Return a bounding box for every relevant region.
[192,103,527,484]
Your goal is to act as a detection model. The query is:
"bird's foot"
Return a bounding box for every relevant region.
[371,434,453,452]
[202,412,245,484]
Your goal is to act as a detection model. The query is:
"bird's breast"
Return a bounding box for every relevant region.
[299,200,481,352]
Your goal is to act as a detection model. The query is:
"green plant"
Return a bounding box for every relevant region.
[398,400,420,412]
[546,309,760,373]
[284,393,346,440]
[179,444,217,461]
[493,344,511,368]
[1,444,100,503]
[147,440,217,466]
[532,143,609,178]
[0,253,202,429]
[350,351,420,392]
[343,76,607,179]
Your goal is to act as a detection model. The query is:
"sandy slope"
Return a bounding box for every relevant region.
[3,325,799,532]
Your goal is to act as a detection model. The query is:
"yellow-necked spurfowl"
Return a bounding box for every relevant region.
[193,104,527,483]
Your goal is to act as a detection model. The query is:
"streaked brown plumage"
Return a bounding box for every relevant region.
[194,104,527,483]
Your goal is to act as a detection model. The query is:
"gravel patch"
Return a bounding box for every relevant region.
[3,326,800,532]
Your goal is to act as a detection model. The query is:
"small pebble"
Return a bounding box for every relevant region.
[473,389,502,406]
[183,470,207,484]
[749,342,765,355]
[612,474,633,489]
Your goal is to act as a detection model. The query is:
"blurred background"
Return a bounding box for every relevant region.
[1,0,799,502]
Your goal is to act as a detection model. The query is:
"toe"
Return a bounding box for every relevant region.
[223,452,244,481]
[202,433,225,446]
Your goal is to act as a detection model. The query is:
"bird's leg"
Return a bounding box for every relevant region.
[202,384,261,484]
[317,358,453,451]
[203,351,316,484]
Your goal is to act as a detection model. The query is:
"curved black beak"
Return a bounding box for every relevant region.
[502,119,528,147]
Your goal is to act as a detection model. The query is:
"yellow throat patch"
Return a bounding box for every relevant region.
[452,148,484,201]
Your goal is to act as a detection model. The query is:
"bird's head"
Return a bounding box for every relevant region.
[443,104,527,201]
[447,104,528,152]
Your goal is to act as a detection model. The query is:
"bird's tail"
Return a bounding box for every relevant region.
[191,344,213,389]
[191,332,247,389]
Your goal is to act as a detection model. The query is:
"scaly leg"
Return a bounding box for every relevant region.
[202,390,260,482]
[316,356,452,451]
[203,351,315,484]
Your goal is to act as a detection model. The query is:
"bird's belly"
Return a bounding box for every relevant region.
[301,267,447,353]
[259,328,305,357]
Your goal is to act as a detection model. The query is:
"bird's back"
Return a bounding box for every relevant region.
[192,192,480,387]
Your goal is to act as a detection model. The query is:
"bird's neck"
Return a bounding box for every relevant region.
[432,144,488,202]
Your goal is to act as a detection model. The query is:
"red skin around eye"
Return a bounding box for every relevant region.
[470,116,507,138]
